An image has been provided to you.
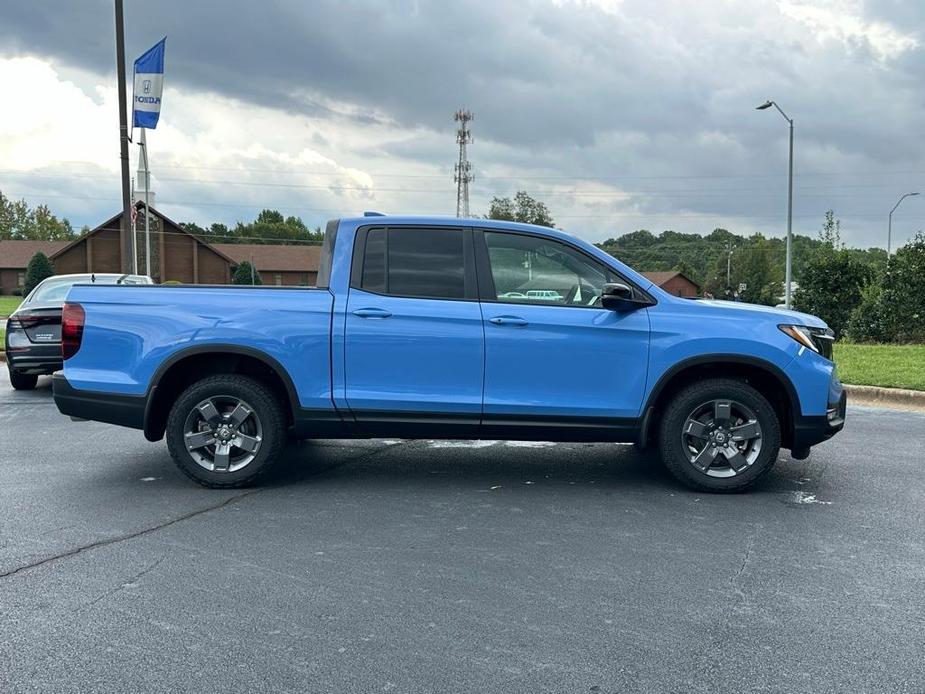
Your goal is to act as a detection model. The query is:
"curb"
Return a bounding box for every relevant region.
[845,384,925,412]
[0,352,5,363]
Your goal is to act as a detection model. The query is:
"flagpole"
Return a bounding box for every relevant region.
[131,176,138,275]
[141,128,152,278]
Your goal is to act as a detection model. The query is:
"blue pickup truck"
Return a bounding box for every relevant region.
[53,215,845,491]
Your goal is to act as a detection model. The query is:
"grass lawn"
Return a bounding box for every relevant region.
[0,296,23,317]
[834,343,925,391]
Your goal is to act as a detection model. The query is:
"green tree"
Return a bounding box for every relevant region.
[23,252,55,294]
[0,191,14,240]
[734,235,783,305]
[488,191,555,227]
[256,209,285,225]
[183,213,321,245]
[848,232,925,343]
[32,204,74,240]
[672,259,700,286]
[231,261,262,285]
[793,211,870,337]
[0,190,75,240]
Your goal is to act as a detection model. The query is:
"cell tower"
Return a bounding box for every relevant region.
[454,110,474,218]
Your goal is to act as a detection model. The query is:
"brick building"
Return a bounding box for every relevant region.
[0,204,321,293]
[214,243,321,286]
[50,204,234,285]
[0,240,69,294]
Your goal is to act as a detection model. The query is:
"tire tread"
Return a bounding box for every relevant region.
[165,374,286,489]
[658,377,781,493]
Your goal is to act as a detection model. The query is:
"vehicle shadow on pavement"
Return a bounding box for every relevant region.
[264,439,802,497]
[78,435,814,499]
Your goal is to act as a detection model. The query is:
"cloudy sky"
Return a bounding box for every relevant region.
[1,0,924,248]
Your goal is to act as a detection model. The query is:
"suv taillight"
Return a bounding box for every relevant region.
[61,302,85,360]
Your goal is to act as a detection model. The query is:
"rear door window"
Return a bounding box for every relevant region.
[358,228,470,300]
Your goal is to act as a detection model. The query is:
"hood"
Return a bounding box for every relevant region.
[692,299,828,329]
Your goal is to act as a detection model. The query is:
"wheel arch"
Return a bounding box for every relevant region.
[639,354,800,449]
[143,344,299,442]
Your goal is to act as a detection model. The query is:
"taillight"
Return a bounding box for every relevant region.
[61,302,85,360]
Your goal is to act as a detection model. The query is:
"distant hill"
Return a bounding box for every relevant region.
[596,228,887,303]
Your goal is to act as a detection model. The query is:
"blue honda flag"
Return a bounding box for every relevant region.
[132,38,166,129]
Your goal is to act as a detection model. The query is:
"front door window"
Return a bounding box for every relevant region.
[484,231,619,308]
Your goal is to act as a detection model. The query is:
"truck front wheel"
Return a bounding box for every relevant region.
[165,374,286,488]
[658,378,781,492]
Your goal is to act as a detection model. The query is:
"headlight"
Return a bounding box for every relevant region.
[779,324,835,360]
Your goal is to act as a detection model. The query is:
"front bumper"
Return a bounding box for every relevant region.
[792,376,846,450]
[53,373,146,430]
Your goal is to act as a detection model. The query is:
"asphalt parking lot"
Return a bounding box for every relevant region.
[1,370,923,693]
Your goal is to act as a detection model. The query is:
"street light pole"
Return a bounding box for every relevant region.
[888,192,919,255]
[756,100,794,308]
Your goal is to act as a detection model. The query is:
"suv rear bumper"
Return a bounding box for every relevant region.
[6,344,62,375]
[53,373,146,429]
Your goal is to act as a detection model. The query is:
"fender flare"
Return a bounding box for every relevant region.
[142,343,301,440]
[638,353,800,445]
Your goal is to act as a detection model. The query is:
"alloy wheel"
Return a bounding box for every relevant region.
[183,395,263,472]
[681,399,763,478]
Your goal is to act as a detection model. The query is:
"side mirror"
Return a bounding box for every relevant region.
[602,282,642,311]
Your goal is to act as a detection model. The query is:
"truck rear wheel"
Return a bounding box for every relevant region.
[165,374,286,488]
[658,378,781,492]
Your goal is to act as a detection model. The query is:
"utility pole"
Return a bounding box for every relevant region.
[725,243,735,293]
[114,0,134,273]
[454,110,474,218]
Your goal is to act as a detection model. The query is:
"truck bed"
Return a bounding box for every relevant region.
[62,284,334,410]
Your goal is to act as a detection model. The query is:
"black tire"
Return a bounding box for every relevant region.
[658,378,781,493]
[9,368,38,391]
[165,374,286,488]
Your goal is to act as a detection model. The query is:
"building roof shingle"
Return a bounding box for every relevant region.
[642,270,700,290]
[0,240,70,269]
[213,243,321,273]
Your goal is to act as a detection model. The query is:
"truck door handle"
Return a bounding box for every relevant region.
[352,308,392,318]
[489,315,528,327]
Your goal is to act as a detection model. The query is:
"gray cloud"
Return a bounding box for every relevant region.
[2,0,925,247]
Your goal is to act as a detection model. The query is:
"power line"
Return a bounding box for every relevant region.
[37,159,925,181]
[5,169,925,198]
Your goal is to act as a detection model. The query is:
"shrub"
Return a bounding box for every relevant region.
[232,261,262,285]
[23,252,55,295]
[793,250,870,338]
[848,233,925,343]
